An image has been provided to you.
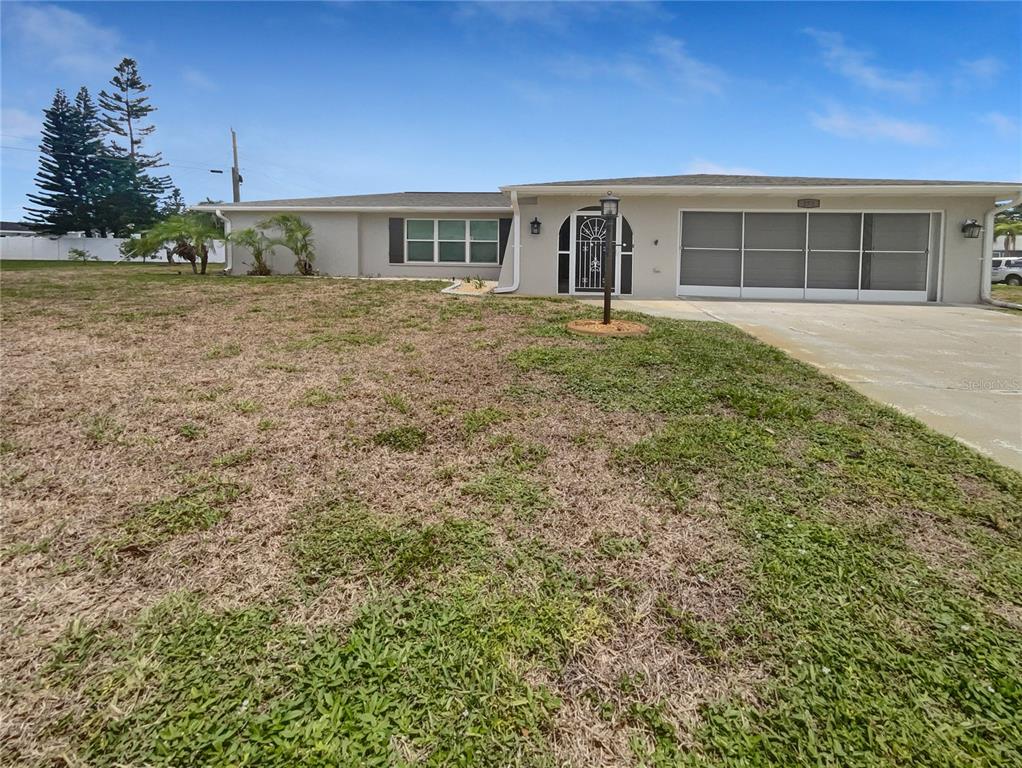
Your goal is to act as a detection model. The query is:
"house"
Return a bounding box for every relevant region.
[195,175,1022,304]
[0,221,35,237]
[993,236,1018,260]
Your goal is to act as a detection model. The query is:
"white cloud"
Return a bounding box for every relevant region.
[959,56,1002,81]
[804,28,928,100]
[453,1,667,30]
[1,108,42,144]
[2,3,122,75]
[980,111,1019,138]
[685,159,764,176]
[454,1,569,28]
[811,105,938,146]
[182,68,217,91]
[550,35,725,99]
[650,35,726,96]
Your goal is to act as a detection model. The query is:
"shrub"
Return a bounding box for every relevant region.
[67,247,97,263]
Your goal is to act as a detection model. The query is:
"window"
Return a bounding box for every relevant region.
[469,220,499,263]
[406,220,435,262]
[405,219,499,264]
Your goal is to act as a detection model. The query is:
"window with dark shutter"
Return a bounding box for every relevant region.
[498,218,512,265]
[388,218,404,263]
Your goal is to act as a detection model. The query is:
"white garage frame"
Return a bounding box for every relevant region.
[677,209,943,303]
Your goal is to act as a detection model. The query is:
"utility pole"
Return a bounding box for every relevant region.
[230,128,242,203]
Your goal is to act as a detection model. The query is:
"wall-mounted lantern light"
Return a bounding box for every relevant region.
[530,217,541,235]
[961,219,983,238]
[600,194,620,218]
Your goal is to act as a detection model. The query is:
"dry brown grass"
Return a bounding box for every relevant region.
[0,267,749,765]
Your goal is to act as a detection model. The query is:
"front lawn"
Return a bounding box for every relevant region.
[993,283,1022,305]
[2,265,1019,767]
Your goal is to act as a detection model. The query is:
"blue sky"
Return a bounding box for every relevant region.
[1,1,1019,220]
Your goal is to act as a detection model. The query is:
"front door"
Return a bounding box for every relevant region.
[571,213,620,294]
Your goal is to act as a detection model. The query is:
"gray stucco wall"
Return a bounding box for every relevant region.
[513,192,995,303]
[222,210,506,281]
[223,211,358,276]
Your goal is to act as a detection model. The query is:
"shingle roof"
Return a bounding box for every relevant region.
[512,174,1018,188]
[201,191,511,210]
[0,220,33,231]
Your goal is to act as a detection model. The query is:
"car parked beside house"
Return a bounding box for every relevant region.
[992,257,1022,285]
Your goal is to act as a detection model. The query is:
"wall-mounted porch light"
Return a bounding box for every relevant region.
[961,219,983,238]
[530,217,541,235]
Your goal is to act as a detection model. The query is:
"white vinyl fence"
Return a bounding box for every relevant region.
[0,235,225,263]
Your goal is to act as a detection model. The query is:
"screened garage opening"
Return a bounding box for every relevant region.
[679,210,940,302]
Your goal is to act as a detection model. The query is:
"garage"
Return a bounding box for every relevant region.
[678,210,941,301]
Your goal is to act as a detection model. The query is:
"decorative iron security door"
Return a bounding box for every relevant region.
[574,215,610,292]
[558,209,632,296]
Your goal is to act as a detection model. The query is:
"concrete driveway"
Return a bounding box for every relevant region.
[615,299,1022,471]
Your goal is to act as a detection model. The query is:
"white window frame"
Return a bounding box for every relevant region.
[404,218,499,265]
[677,208,939,303]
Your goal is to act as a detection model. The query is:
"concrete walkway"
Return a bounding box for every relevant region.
[613,299,1022,471]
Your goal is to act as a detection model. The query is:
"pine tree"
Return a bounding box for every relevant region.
[97,58,169,231]
[99,58,163,169]
[160,187,187,217]
[70,87,110,236]
[25,90,79,234]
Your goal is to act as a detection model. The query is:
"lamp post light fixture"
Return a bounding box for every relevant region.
[599,195,620,325]
[961,219,983,239]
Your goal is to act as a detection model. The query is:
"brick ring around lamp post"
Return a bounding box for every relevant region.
[565,193,649,338]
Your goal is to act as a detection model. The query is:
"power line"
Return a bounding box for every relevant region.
[0,143,222,172]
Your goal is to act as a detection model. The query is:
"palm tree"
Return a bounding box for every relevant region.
[140,211,225,274]
[229,227,275,275]
[994,220,1022,259]
[258,213,315,275]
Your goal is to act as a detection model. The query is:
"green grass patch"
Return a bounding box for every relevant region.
[372,425,426,452]
[289,499,491,586]
[83,414,123,444]
[516,316,1022,766]
[232,399,261,414]
[294,388,341,408]
[383,392,411,414]
[462,467,551,519]
[109,476,241,554]
[176,422,204,440]
[206,342,241,360]
[461,406,509,438]
[262,361,303,373]
[211,447,254,468]
[45,577,601,767]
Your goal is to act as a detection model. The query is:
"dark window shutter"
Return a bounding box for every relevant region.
[621,253,632,295]
[389,218,404,263]
[498,218,512,264]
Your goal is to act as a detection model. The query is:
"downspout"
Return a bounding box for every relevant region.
[980,192,1022,307]
[493,189,520,293]
[214,208,232,274]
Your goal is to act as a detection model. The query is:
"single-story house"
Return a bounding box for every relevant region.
[195,174,1022,304]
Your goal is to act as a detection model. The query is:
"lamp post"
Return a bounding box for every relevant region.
[600,195,619,325]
